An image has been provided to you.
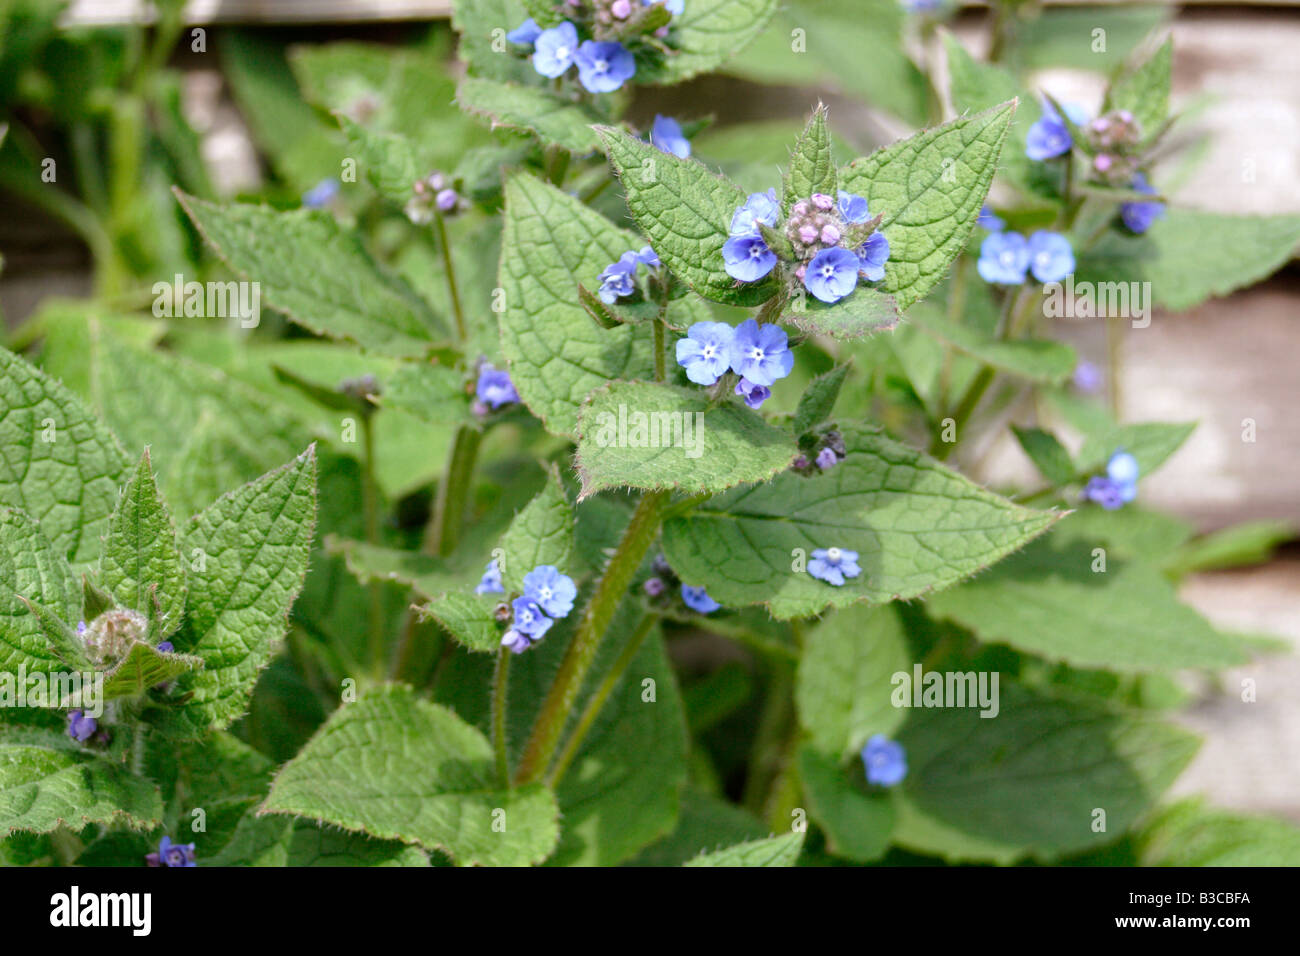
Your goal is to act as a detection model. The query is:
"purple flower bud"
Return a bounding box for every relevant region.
[612,0,633,18]
[820,224,841,245]
[810,193,834,211]
[156,641,174,653]
[815,447,840,470]
[734,377,771,409]
[67,710,97,742]
[792,455,810,470]
[436,188,458,212]
[501,629,532,654]
[643,577,666,597]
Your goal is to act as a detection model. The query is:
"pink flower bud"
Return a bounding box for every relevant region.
[611,0,632,17]
[811,193,833,210]
[798,224,818,244]
[820,224,841,244]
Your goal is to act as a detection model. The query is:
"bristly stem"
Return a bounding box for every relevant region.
[425,424,482,558]
[548,612,659,788]
[492,648,512,787]
[433,208,467,342]
[515,490,671,785]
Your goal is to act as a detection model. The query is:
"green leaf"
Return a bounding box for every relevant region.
[661,423,1060,619]
[574,381,798,500]
[497,466,575,591]
[1163,520,1295,577]
[784,104,835,212]
[1106,37,1172,138]
[1138,799,1300,867]
[175,191,444,355]
[683,830,804,866]
[165,447,317,737]
[1077,421,1195,477]
[898,684,1198,860]
[452,0,537,83]
[925,527,1245,673]
[786,287,900,340]
[97,450,186,636]
[285,824,432,867]
[416,592,503,653]
[906,306,1076,384]
[379,362,466,422]
[100,641,203,701]
[798,745,895,862]
[0,346,130,564]
[1011,425,1077,487]
[0,729,162,835]
[0,509,80,675]
[336,114,418,205]
[261,685,560,866]
[597,125,778,307]
[839,101,1017,310]
[497,172,656,436]
[627,790,767,865]
[792,362,850,435]
[457,78,602,154]
[796,605,910,759]
[637,0,780,85]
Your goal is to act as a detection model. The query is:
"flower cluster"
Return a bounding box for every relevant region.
[478,563,578,655]
[675,318,793,409]
[405,171,461,225]
[474,362,520,414]
[597,246,660,304]
[1081,450,1139,510]
[642,554,722,614]
[146,836,197,867]
[507,2,684,95]
[723,189,890,304]
[977,230,1074,285]
[862,734,907,787]
[792,428,846,474]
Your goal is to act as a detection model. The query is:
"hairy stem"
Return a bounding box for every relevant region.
[492,648,512,787]
[424,424,482,557]
[515,490,670,785]
[433,209,467,342]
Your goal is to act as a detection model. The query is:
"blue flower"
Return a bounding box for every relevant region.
[808,546,861,586]
[511,597,554,638]
[1107,450,1139,487]
[862,735,907,787]
[635,246,660,268]
[676,321,735,386]
[501,629,532,654]
[475,559,504,595]
[977,231,1030,285]
[734,377,771,409]
[1025,100,1086,161]
[532,21,579,78]
[681,585,721,614]
[1073,360,1102,393]
[302,178,340,209]
[150,836,197,868]
[156,641,174,653]
[1082,451,1139,509]
[523,565,577,618]
[1121,173,1165,234]
[856,231,890,282]
[598,251,640,303]
[506,18,542,45]
[977,205,1005,231]
[1027,230,1074,283]
[729,319,793,387]
[729,189,779,237]
[67,710,96,742]
[575,40,636,93]
[803,247,860,303]
[651,115,691,158]
[1082,476,1127,510]
[722,235,777,282]
[815,447,840,471]
[837,190,871,224]
[476,363,519,409]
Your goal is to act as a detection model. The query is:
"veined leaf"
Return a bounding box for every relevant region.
[683,830,804,866]
[496,466,575,591]
[457,78,602,154]
[0,509,80,676]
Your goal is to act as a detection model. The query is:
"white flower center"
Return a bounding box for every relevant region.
[1000,250,1016,267]
[556,45,571,60]
[594,58,608,72]
[820,265,835,278]
[539,587,552,600]
[702,345,716,358]
[1036,252,1052,270]
[749,245,764,259]
[749,347,765,360]
[826,547,842,562]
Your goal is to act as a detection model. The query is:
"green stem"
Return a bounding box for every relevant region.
[361,414,386,679]
[515,490,671,785]
[424,424,482,557]
[543,144,570,187]
[742,656,796,814]
[433,209,467,342]
[653,318,666,382]
[549,613,659,787]
[492,648,512,787]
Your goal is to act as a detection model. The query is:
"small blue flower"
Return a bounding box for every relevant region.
[1121,173,1165,234]
[729,319,794,388]
[76,620,87,636]
[676,321,735,386]
[1081,476,1127,510]
[532,21,579,78]
[302,178,340,209]
[575,40,636,93]
[151,836,197,868]
[644,0,685,13]
[511,597,554,638]
[722,235,777,282]
[977,205,1005,231]
[506,18,542,45]
[856,231,890,282]
[67,710,96,742]
[501,629,532,654]
[977,231,1030,285]
[815,447,840,470]
[598,251,640,304]
[681,585,721,614]
[804,247,860,303]
[734,377,771,409]
[156,641,174,653]
[523,565,577,618]
[1027,230,1075,283]
[837,190,871,224]
[1107,450,1139,487]
[475,559,504,595]
[808,546,861,586]
[476,363,519,409]
[650,115,691,158]
[729,189,779,237]
[1073,361,1102,393]
[862,735,907,787]
[1025,100,1086,161]
[635,246,660,268]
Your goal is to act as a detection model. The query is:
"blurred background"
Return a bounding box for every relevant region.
[2,0,1297,820]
